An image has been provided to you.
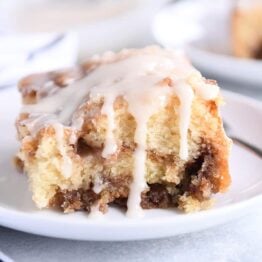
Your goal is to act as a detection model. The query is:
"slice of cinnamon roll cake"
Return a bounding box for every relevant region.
[15,46,231,217]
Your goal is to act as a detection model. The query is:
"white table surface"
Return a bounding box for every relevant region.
[0,74,262,262]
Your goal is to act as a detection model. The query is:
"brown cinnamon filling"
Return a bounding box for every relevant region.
[14,156,24,173]
[177,149,215,201]
[51,189,99,213]
[141,184,177,209]
[76,137,91,155]
[50,145,216,212]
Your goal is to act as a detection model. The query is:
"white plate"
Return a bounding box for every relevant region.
[0,88,262,241]
[153,0,262,86]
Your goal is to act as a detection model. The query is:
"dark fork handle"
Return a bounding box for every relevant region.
[230,136,262,158]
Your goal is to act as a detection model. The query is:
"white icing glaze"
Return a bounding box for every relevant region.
[173,81,194,160]
[126,84,171,217]
[69,116,84,144]
[53,123,72,179]
[21,113,57,136]
[88,202,103,219]
[92,175,105,194]
[20,46,220,217]
[101,93,117,157]
[126,121,148,218]
[188,73,219,101]
[37,81,60,100]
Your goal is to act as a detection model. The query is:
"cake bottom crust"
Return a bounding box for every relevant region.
[50,183,213,214]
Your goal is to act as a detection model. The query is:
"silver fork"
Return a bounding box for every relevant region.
[223,121,262,158]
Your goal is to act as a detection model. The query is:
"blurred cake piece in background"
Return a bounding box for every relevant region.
[232,0,262,59]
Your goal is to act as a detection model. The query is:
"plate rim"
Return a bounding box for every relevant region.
[0,185,262,241]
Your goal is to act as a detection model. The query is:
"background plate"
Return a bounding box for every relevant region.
[153,0,262,86]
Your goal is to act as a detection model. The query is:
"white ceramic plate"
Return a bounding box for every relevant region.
[0,88,262,241]
[153,0,262,86]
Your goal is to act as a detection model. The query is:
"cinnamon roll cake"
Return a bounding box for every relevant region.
[15,46,231,217]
